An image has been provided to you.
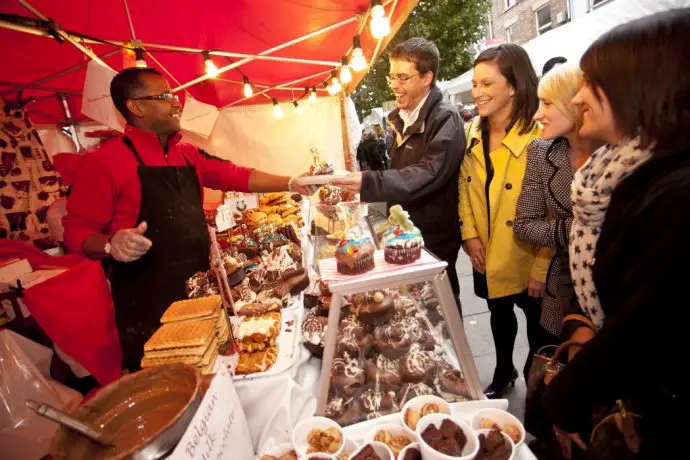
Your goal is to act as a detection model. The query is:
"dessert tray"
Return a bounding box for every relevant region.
[318,249,439,283]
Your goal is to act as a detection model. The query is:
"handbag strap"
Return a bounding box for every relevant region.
[563,313,596,331]
[549,339,587,367]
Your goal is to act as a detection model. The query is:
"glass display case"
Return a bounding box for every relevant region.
[315,250,484,426]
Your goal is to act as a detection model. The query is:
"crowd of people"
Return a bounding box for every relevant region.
[335,8,689,459]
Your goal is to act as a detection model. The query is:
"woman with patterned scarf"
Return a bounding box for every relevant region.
[543,8,690,459]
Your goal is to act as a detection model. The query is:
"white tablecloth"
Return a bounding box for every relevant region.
[233,344,537,460]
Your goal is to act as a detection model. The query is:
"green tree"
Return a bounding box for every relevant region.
[351,0,490,118]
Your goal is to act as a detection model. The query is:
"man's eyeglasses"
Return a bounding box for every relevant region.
[386,73,419,85]
[130,92,179,102]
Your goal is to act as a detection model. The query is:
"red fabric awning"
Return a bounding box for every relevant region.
[0,0,416,125]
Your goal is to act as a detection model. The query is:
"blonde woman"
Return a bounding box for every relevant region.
[460,44,553,399]
[513,65,601,345]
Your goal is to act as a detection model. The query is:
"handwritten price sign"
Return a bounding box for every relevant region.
[168,366,254,460]
[215,204,235,232]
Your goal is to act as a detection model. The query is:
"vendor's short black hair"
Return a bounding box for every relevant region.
[110,67,163,122]
[542,56,567,75]
[390,38,440,84]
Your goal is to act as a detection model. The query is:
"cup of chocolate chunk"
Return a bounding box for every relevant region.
[474,428,515,460]
[349,441,394,460]
[416,414,479,460]
[397,442,421,460]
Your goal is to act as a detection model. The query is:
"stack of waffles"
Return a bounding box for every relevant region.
[233,311,281,375]
[141,295,229,374]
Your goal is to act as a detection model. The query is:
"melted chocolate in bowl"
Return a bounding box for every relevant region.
[51,364,201,460]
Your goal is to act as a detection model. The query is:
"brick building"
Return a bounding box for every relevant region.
[488,0,617,45]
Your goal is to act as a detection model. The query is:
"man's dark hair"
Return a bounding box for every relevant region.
[110,67,163,122]
[390,37,440,84]
[580,8,690,151]
[542,56,567,75]
[474,44,538,135]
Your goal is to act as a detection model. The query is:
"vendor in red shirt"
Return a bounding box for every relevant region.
[64,67,315,371]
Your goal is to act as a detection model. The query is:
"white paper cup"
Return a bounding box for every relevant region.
[471,408,525,448]
[329,437,358,460]
[258,442,296,459]
[365,423,415,457]
[474,428,515,460]
[397,442,421,460]
[292,416,345,457]
[400,395,452,437]
[348,441,395,460]
[416,413,479,460]
[304,454,337,460]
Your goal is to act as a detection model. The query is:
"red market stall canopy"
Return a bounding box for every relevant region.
[0,0,419,126]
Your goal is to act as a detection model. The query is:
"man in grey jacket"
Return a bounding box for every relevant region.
[333,37,465,309]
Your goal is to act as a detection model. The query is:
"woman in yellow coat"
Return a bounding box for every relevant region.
[459,44,554,398]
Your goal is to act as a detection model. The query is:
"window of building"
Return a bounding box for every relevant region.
[506,24,515,43]
[505,0,519,9]
[536,5,552,35]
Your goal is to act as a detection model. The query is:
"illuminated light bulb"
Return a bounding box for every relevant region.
[309,87,317,104]
[339,56,352,84]
[370,1,390,39]
[243,76,253,98]
[203,51,219,78]
[328,70,341,95]
[293,101,305,115]
[371,1,385,19]
[134,48,146,68]
[272,98,283,119]
[351,47,367,72]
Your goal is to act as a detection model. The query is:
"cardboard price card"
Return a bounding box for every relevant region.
[168,365,254,460]
[224,195,259,213]
[215,205,235,232]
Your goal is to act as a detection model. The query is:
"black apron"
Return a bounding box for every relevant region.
[110,137,210,371]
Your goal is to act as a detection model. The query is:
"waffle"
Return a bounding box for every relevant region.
[234,312,281,343]
[141,336,218,368]
[161,296,221,323]
[144,318,216,352]
[235,345,279,374]
[217,313,230,343]
[237,336,277,353]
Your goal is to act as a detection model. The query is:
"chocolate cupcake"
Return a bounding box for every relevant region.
[316,295,332,317]
[437,369,471,401]
[383,205,424,265]
[365,354,401,390]
[336,321,374,358]
[360,388,398,414]
[324,395,359,426]
[351,291,395,327]
[335,237,375,275]
[302,313,328,357]
[400,343,437,383]
[373,323,411,358]
[332,352,365,395]
[398,382,436,406]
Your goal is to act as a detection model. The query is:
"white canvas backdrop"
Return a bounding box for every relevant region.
[204,95,349,176]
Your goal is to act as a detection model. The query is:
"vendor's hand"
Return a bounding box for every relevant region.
[111,222,152,262]
[528,278,546,298]
[288,173,320,196]
[463,238,486,274]
[330,172,363,193]
[553,425,587,459]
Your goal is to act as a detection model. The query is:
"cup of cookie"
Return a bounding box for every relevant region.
[293,416,345,457]
[400,395,452,438]
[334,437,358,460]
[396,442,421,460]
[470,408,525,448]
[366,423,415,457]
[258,442,298,460]
[348,441,395,460]
[416,413,479,460]
[474,428,515,460]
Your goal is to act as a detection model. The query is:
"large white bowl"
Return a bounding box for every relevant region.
[397,442,421,460]
[257,442,296,459]
[292,416,345,457]
[415,413,479,460]
[400,395,451,438]
[365,422,415,457]
[475,428,516,460]
[470,408,525,448]
[348,441,394,460]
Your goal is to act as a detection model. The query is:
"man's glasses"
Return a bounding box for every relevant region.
[130,92,179,102]
[386,73,419,85]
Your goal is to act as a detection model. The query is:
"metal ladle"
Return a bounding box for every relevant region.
[25,399,114,447]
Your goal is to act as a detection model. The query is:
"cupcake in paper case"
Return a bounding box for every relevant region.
[335,236,376,275]
[383,205,424,265]
[302,312,328,358]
